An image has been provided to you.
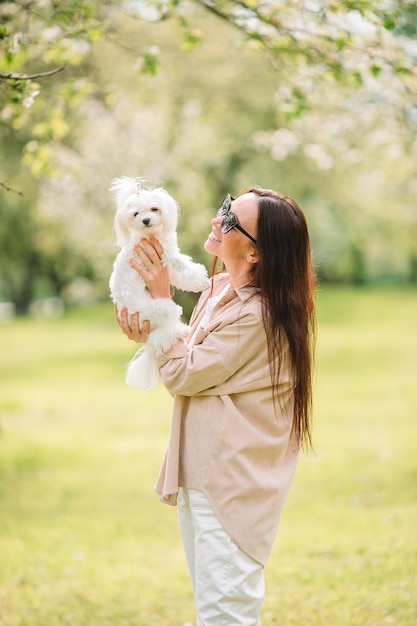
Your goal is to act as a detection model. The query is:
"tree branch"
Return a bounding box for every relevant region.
[0,182,24,196]
[0,65,67,81]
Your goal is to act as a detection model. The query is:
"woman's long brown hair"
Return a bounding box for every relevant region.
[210,188,316,447]
[248,187,316,449]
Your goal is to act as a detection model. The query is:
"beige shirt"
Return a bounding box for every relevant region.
[155,272,300,566]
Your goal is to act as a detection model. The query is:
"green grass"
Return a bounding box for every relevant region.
[0,287,416,625]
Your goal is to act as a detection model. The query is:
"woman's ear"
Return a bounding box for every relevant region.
[246,247,259,265]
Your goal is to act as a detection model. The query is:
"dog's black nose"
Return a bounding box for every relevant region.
[142,218,151,226]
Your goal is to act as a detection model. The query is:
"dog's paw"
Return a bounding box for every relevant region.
[167,256,210,292]
[186,268,211,292]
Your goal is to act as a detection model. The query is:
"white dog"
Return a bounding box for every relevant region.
[109,177,210,390]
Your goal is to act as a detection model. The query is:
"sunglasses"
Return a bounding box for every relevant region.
[216,194,257,244]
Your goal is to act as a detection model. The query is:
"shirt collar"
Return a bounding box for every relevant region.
[234,283,259,302]
[214,272,259,303]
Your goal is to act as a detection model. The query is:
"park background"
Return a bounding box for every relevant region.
[0,1,416,624]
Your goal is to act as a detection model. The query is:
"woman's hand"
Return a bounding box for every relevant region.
[130,235,171,299]
[115,305,150,343]
[115,236,169,343]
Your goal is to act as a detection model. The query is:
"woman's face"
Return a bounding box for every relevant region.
[204,192,258,265]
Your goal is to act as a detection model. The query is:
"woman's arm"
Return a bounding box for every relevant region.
[157,309,271,397]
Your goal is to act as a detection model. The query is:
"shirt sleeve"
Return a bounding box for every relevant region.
[156,308,270,397]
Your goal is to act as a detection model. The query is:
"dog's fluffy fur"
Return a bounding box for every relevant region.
[109,177,210,390]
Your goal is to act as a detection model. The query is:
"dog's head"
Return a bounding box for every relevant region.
[110,177,179,247]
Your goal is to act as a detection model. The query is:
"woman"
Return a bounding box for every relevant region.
[117,187,316,626]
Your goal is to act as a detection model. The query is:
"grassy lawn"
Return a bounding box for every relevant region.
[0,286,416,625]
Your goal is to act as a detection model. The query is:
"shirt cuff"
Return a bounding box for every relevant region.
[159,492,178,506]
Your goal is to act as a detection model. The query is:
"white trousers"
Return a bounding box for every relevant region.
[178,488,264,626]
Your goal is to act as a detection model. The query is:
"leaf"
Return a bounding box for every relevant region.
[394,65,411,76]
[180,28,203,52]
[87,26,103,43]
[141,47,160,75]
[382,13,396,31]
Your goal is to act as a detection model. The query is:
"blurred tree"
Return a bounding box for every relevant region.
[1,0,416,313]
[2,0,415,179]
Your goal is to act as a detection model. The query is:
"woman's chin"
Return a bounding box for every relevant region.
[204,236,219,254]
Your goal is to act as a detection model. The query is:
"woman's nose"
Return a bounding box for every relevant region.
[211,215,222,226]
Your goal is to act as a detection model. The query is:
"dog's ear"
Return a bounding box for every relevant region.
[110,177,139,207]
[154,189,179,234]
[110,177,139,247]
[114,210,132,247]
